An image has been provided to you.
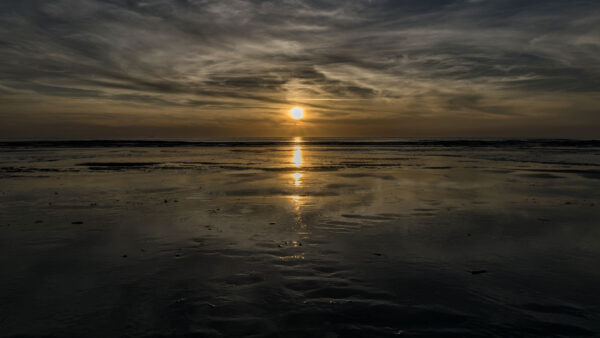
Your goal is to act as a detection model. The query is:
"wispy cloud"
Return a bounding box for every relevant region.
[0,0,599,137]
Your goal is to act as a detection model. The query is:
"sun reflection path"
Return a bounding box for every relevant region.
[293,172,303,186]
[289,140,307,230]
[292,145,303,167]
[291,141,304,187]
[289,195,304,224]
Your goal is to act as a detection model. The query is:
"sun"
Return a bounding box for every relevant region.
[290,107,304,119]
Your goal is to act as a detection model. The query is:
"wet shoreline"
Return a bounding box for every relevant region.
[1,140,599,337]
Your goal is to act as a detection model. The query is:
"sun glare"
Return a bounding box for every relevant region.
[290,107,304,119]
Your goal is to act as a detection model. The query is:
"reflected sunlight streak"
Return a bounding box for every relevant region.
[289,145,306,229]
[290,195,302,212]
[293,172,303,186]
[293,145,303,167]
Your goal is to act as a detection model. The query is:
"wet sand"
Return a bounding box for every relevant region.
[1,139,599,337]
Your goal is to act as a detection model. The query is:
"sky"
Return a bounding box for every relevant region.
[1,0,599,138]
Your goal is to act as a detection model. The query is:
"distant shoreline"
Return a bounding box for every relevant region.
[1,139,599,148]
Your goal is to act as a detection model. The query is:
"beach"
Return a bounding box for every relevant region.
[1,139,599,337]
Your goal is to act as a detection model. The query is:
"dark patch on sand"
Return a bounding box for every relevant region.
[78,162,159,170]
[520,173,564,179]
[79,162,159,167]
[0,167,79,173]
[341,214,396,221]
[325,183,358,189]
[485,169,514,174]
[522,169,600,180]
[341,161,401,168]
[337,173,395,180]
[518,303,586,318]
[224,189,338,197]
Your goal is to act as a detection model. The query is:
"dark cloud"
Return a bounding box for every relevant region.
[0,0,599,137]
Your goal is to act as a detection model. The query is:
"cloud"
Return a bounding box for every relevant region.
[0,0,599,137]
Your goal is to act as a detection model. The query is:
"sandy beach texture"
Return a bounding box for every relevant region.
[1,138,599,337]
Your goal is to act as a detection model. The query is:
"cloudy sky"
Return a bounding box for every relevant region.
[1,0,599,138]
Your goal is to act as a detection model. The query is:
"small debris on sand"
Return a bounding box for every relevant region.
[471,270,488,275]
[373,253,383,256]
[71,221,83,224]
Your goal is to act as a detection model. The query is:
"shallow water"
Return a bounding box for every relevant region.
[1,139,599,337]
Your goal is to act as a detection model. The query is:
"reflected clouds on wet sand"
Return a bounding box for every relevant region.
[1,138,600,336]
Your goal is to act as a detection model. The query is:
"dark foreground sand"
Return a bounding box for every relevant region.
[1,139,599,337]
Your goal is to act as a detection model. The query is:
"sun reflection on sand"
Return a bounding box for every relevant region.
[289,142,307,231]
[293,172,303,186]
[290,195,303,212]
[292,145,302,167]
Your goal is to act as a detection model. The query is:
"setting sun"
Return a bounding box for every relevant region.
[290,107,304,119]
